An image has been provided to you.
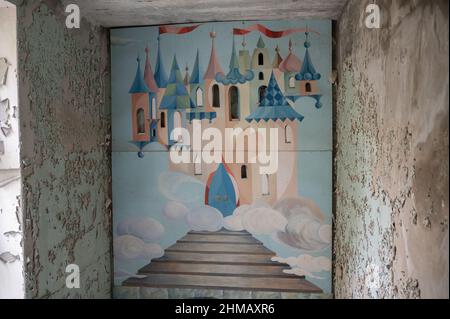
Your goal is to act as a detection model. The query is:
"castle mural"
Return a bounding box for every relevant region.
[112,20,332,298]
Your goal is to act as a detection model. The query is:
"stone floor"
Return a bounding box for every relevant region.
[113,286,332,299]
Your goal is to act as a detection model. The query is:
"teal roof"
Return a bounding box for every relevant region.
[246,72,304,122]
[256,35,266,49]
[160,56,195,110]
[189,49,203,84]
[296,32,321,81]
[129,57,150,94]
[154,38,168,88]
[216,39,254,85]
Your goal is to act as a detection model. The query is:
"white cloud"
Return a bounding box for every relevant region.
[158,172,205,204]
[186,205,223,232]
[274,197,331,251]
[114,235,164,260]
[223,202,286,235]
[242,207,287,235]
[117,217,165,242]
[163,201,189,220]
[273,255,331,280]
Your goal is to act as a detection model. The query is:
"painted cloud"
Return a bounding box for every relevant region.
[114,235,164,260]
[117,217,165,242]
[273,255,331,280]
[186,205,223,232]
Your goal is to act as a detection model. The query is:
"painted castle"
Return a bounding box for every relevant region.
[128,30,322,216]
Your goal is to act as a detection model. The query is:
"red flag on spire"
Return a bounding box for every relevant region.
[233,24,320,38]
[159,24,201,35]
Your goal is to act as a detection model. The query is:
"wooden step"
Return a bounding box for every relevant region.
[123,273,322,293]
[188,229,251,236]
[179,234,262,244]
[166,242,273,255]
[152,251,279,265]
[138,261,299,278]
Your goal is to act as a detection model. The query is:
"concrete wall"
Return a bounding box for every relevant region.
[15,0,112,298]
[334,0,449,298]
[0,1,24,299]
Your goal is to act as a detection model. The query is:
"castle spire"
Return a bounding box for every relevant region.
[296,31,321,81]
[129,56,150,94]
[279,38,301,73]
[154,36,168,88]
[144,47,158,92]
[184,63,190,86]
[272,44,283,69]
[216,36,254,85]
[190,49,203,84]
[203,30,224,80]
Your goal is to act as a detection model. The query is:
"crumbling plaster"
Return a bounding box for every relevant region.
[334,0,449,298]
[15,0,112,298]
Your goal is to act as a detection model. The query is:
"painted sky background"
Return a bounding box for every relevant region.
[111,20,332,293]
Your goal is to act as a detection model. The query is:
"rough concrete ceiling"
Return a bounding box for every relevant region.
[65,0,347,28]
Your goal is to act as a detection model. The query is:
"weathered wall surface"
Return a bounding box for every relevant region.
[15,0,112,298]
[334,0,449,298]
[0,2,24,299]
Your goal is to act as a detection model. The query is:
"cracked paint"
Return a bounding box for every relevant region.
[15,0,112,298]
[334,0,449,299]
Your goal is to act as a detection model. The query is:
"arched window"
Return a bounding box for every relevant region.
[258,85,267,105]
[212,84,220,107]
[241,165,247,179]
[289,76,296,88]
[137,108,145,134]
[285,125,293,143]
[261,174,270,195]
[196,87,203,106]
[194,153,202,175]
[229,86,239,120]
[160,111,166,128]
[151,97,157,119]
[258,72,264,80]
[258,52,264,66]
[173,111,182,142]
[305,82,312,93]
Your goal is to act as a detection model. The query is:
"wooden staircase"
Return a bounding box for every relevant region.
[122,229,322,293]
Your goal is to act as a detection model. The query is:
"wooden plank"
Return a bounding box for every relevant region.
[166,242,273,255]
[138,261,299,278]
[153,251,279,265]
[123,273,322,293]
[179,234,261,244]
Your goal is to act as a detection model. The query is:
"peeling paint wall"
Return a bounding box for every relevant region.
[0,1,24,299]
[334,0,449,298]
[15,0,112,298]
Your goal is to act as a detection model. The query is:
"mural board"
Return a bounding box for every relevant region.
[111,20,332,297]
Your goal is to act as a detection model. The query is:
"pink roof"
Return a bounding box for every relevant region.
[203,32,224,80]
[279,39,302,73]
[144,47,158,92]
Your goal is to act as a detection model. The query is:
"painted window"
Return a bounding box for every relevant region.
[285,125,293,143]
[241,165,248,179]
[196,87,203,106]
[258,52,264,66]
[194,153,202,175]
[258,85,267,104]
[259,72,264,80]
[229,86,239,120]
[261,174,270,195]
[137,108,145,134]
[152,129,156,137]
[160,111,166,128]
[305,82,312,93]
[151,97,157,119]
[212,84,220,107]
[289,76,296,88]
[173,111,182,142]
